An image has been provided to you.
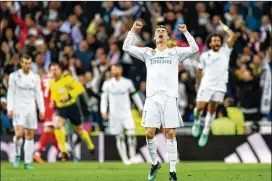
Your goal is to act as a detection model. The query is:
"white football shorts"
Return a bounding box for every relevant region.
[13,108,38,129]
[196,89,225,103]
[141,91,184,129]
[108,114,135,135]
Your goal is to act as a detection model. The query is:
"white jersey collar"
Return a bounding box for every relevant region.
[155,47,168,53]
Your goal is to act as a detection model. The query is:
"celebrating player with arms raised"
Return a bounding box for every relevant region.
[123,21,199,181]
[192,20,238,147]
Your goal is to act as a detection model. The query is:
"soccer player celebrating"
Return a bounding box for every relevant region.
[101,64,144,165]
[123,21,199,181]
[49,63,95,161]
[192,20,238,147]
[33,72,61,164]
[7,55,45,169]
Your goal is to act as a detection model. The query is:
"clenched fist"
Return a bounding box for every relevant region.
[131,21,143,33]
[178,24,187,33]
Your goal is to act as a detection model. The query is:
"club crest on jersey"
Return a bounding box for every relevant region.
[151,49,156,55]
[168,52,172,56]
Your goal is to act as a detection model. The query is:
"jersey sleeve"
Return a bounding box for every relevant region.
[128,80,136,93]
[122,31,148,62]
[35,75,45,113]
[175,31,199,62]
[220,43,233,57]
[100,82,108,114]
[198,53,205,69]
[49,80,56,102]
[66,76,85,98]
[7,73,15,112]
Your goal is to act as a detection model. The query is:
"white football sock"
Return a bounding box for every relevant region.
[167,138,177,172]
[24,139,34,164]
[13,136,23,156]
[116,135,129,163]
[203,112,216,135]
[194,107,203,124]
[127,135,136,158]
[147,137,158,165]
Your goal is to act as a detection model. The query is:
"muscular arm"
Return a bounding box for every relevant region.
[219,20,238,48]
[195,68,203,91]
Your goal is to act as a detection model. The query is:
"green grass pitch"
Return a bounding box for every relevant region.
[1,162,271,181]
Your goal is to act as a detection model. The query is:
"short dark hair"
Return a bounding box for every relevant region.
[112,63,123,69]
[22,54,32,60]
[155,25,167,31]
[206,33,223,49]
[49,62,62,70]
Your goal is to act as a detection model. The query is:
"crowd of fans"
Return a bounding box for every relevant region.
[1,2,271,134]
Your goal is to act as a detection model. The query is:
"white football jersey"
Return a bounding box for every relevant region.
[100,77,143,118]
[123,31,199,98]
[7,69,45,112]
[198,44,233,92]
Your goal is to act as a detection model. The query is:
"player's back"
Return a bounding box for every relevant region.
[8,69,40,109]
[105,77,133,116]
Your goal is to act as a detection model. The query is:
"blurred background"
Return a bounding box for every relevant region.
[0,1,271,137]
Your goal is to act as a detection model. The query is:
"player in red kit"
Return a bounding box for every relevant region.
[33,73,60,164]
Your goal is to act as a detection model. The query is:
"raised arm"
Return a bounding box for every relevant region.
[122,21,148,62]
[12,13,27,30]
[175,24,199,62]
[219,20,239,48]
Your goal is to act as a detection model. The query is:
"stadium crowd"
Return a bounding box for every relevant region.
[0,1,271,135]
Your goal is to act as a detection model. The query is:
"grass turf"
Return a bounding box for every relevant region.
[1,162,271,181]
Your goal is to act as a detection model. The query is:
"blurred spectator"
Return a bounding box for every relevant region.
[1,97,13,134]
[108,42,121,65]
[75,40,94,71]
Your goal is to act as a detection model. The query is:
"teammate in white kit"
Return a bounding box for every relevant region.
[192,20,238,147]
[123,21,199,181]
[7,55,45,169]
[101,64,144,165]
